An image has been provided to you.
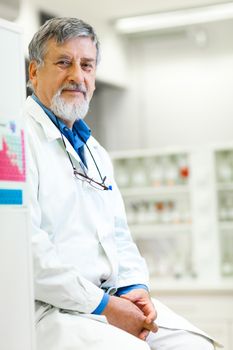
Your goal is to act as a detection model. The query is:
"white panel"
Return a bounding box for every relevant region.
[0,19,35,350]
[189,149,220,278]
[0,209,35,350]
[0,20,25,120]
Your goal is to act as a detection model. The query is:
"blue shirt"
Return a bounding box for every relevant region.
[32,94,148,314]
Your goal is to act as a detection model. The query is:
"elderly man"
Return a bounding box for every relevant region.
[25,17,216,350]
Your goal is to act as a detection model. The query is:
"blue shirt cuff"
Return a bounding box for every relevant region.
[115,284,149,296]
[91,293,110,315]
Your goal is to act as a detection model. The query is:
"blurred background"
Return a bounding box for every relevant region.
[1,0,233,348]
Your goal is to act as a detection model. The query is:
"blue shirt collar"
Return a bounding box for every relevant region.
[31,94,91,147]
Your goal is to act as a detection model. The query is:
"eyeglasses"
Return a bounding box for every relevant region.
[56,117,111,191]
[73,168,110,191]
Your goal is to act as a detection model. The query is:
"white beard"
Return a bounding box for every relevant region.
[50,85,89,124]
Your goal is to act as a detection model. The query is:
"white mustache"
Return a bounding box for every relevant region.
[60,84,87,98]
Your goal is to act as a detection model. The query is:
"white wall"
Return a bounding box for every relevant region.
[98,20,233,151]
[15,0,39,55]
[95,21,129,87]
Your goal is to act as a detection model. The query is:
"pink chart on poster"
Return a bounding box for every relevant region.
[0,121,26,182]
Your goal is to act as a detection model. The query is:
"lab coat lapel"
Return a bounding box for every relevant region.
[25,96,83,164]
[84,137,103,180]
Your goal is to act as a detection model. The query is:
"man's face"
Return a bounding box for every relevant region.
[29,36,97,125]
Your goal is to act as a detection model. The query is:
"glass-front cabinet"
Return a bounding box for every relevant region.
[111,146,233,288]
[215,148,233,278]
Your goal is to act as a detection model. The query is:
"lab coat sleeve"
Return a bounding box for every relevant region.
[26,137,105,314]
[98,146,150,289]
[113,184,150,289]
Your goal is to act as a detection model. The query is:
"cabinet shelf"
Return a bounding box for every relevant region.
[150,278,233,294]
[218,221,233,230]
[120,185,190,198]
[130,223,192,238]
[217,183,233,191]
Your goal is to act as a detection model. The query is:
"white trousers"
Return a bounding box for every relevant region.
[36,298,219,350]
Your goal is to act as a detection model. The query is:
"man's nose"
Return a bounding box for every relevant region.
[68,62,84,84]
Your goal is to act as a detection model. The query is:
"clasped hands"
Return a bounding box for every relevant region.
[102,289,158,340]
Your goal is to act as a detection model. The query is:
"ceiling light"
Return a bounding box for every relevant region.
[115,2,233,34]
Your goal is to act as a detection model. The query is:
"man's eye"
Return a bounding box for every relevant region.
[82,63,94,70]
[57,60,71,67]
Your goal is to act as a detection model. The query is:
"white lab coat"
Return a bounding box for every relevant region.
[25,96,149,314]
[25,96,219,349]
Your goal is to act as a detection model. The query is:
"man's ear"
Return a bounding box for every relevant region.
[29,61,39,90]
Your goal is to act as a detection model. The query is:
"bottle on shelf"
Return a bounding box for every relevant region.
[218,192,233,222]
[216,151,232,183]
[114,159,130,188]
[225,194,233,221]
[174,234,192,279]
[221,230,233,277]
[129,158,148,187]
[177,197,192,223]
[154,201,164,224]
[125,201,137,225]
[137,201,148,224]
[218,195,228,222]
[149,156,163,187]
[177,154,190,185]
[163,155,179,186]
[145,201,157,223]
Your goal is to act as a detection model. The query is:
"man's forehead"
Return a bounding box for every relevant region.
[45,37,97,59]
[46,37,95,50]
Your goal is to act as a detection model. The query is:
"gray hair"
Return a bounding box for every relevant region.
[28,17,100,66]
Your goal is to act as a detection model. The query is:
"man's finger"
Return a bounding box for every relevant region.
[143,321,158,333]
[138,328,150,340]
[144,309,157,323]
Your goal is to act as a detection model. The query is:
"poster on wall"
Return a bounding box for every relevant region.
[0,19,26,206]
[0,119,26,205]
